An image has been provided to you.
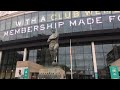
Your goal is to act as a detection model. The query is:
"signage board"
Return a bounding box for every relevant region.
[109,66,119,79]
[15,67,29,79]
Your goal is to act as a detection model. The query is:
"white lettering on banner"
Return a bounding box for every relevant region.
[21,28,26,33]
[55,23,57,28]
[70,20,77,26]
[109,16,115,22]
[103,11,111,14]
[64,12,71,19]
[27,26,32,32]
[58,14,62,20]
[3,13,120,38]
[10,30,14,35]
[118,15,120,21]
[31,18,37,24]
[95,11,101,15]
[51,14,56,20]
[16,21,22,27]
[78,19,85,25]
[25,19,30,25]
[40,24,45,30]
[96,17,102,24]
[15,29,20,34]
[72,11,80,18]
[34,25,39,31]
[87,18,94,24]
[47,23,53,29]
[85,11,92,16]
[40,16,46,22]
[15,11,120,27]
[4,31,9,37]
[58,22,64,28]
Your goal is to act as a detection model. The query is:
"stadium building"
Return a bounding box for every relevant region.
[0,11,120,79]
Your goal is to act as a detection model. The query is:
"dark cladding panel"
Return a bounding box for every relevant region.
[91,16,103,30]
[112,13,120,29]
[63,19,72,33]
[102,15,114,30]
[71,18,82,32]
[81,17,92,31]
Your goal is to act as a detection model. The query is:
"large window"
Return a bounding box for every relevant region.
[58,44,94,79]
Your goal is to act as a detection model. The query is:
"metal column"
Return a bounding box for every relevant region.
[23,48,27,61]
[0,51,2,65]
[91,42,98,79]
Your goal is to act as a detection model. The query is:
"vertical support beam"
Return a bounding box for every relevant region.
[91,42,98,79]
[0,51,2,65]
[0,51,2,79]
[23,48,27,61]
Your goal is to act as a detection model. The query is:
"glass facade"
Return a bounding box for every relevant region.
[0,11,120,41]
[1,42,120,79]
[0,11,120,79]
[0,49,24,79]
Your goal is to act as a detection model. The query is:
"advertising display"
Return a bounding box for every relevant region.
[109,66,119,79]
[15,67,29,79]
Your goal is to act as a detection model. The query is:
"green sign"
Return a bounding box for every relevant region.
[23,68,29,79]
[95,72,98,79]
[109,66,119,79]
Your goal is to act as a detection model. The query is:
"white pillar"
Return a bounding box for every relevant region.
[23,48,27,61]
[91,42,98,79]
[0,51,2,65]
